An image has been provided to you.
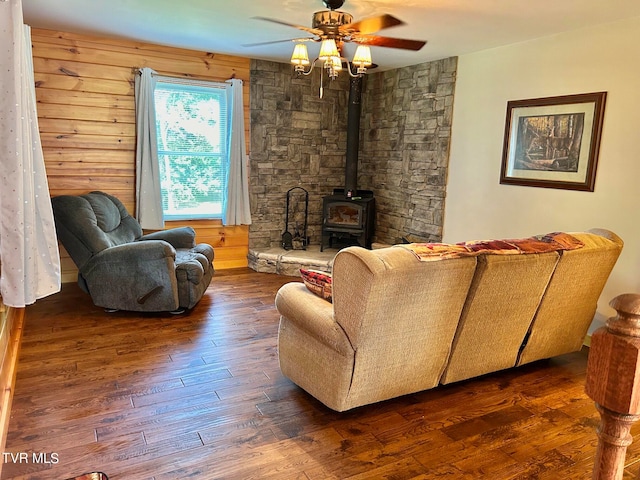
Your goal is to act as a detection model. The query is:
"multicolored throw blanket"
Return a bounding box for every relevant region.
[397,232,584,262]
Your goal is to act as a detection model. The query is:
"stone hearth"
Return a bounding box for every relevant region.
[248,246,339,277]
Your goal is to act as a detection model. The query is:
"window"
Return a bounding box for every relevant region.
[154,78,228,220]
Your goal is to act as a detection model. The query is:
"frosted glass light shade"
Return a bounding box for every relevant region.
[352,45,372,67]
[290,43,310,65]
[325,56,343,71]
[318,39,339,60]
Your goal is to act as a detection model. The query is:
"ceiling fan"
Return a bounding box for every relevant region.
[249,0,426,52]
[245,0,426,83]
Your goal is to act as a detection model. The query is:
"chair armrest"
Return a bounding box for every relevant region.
[139,226,196,249]
[88,240,176,266]
[80,240,179,311]
[275,283,353,356]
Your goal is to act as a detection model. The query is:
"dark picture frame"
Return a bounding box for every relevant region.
[500,92,607,191]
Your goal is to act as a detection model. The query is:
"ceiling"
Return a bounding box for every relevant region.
[21,0,640,71]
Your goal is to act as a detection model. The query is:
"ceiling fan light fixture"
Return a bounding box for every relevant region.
[325,56,342,70]
[318,38,340,60]
[352,45,372,68]
[324,55,343,79]
[291,43,310,67]
[352,45,372,74]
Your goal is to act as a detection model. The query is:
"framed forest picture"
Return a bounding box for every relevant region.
[500,92,607,191]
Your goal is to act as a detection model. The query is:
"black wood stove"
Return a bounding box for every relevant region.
[321,189,375,251]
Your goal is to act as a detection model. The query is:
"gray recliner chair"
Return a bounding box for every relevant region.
[51,191,214,313]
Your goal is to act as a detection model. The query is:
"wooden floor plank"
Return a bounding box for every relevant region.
[3,268,638,479]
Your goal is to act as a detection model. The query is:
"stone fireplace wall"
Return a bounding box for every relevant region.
[359,57,458,244]
[249,56,458,250]
[249,60,349,249]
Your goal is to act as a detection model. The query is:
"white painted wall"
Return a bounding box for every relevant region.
[444,16,640,326]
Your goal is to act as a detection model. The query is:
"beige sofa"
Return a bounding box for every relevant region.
[275,229,623,411]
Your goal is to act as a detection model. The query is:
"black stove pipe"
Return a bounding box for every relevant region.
[345,75,363,198]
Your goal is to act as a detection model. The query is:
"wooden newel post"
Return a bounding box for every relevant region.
[586,293,640,480]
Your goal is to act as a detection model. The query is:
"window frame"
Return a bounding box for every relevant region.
[153,76,229,221]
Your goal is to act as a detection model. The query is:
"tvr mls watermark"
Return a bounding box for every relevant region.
[3,452,59,464]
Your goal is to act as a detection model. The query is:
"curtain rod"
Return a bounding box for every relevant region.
[133,67,236,81]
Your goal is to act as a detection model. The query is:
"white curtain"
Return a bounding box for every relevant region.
[223,79,252,226]
[134,67,165,230]
[0,0,61,307]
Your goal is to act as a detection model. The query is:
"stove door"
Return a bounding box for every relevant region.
[324,201,364,229]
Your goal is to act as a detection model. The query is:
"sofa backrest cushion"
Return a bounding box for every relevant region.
[332,246,477,408]
[516,228,623,365]
[440,251,560,384]
[52,191,143,269]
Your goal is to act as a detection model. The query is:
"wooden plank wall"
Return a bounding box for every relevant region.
[31,28,251,282]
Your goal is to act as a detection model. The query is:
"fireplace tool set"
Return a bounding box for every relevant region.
[282,187,309,250]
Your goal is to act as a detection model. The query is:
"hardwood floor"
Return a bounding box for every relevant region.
[3,268,640,479]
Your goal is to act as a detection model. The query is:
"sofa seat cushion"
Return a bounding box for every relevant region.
[398,232,584,262]
[300,269,333,302]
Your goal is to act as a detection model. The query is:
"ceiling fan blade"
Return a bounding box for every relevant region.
[242,38,315,48]
[253,16,323,36]
[353,34,426,51]
[341,14,404,35]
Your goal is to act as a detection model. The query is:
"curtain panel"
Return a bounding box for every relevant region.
[134,67,165,230]
[223,78,252,226]
[0,0,61,307]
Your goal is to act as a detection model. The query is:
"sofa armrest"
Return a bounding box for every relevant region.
[79,240,180,311]
[586,228,624,248]
[139,226,196,249]
[275,283,353,356]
